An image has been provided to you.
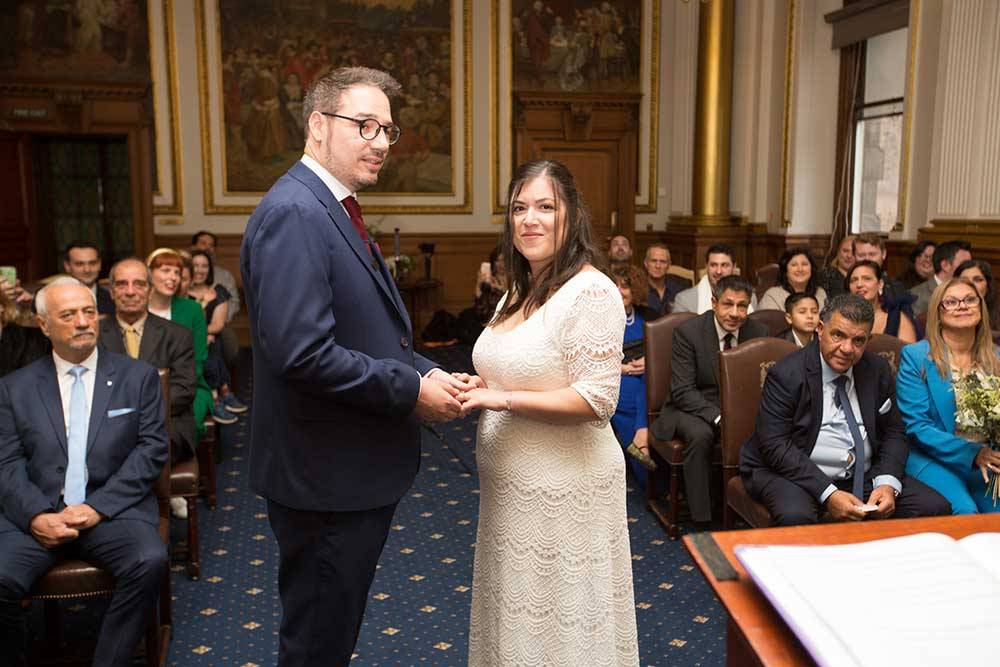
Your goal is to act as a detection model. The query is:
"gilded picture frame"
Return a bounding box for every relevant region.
[195,0,472,215]
[492,0,660,214]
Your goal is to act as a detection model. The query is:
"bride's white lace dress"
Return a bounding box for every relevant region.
[468,270,640,666]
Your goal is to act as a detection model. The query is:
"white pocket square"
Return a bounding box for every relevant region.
[107,408,136,418]
[878,398,892,415]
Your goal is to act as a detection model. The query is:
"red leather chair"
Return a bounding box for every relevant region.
[748,309,791,337]
[866,333,906,376]
[719,339,798,529]
[643,312,709,539]
[754,263,779,301]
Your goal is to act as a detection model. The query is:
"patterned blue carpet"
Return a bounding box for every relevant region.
[30,346,726,666]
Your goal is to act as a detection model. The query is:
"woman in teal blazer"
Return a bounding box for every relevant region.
[896,277,1000,514]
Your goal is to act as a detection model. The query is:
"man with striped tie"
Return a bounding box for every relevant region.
[0,277,168,667]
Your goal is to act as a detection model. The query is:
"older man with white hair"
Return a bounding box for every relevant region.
[0,277,168,666]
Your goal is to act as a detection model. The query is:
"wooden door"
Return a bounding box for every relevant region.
[513,93,638,248]
[0,133,41,279]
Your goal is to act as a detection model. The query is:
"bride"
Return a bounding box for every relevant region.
[459,159,639,665]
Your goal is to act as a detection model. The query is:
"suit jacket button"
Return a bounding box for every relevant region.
[400,337,409,349]
[56,466,65,473]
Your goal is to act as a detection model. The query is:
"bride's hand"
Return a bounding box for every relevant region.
[459,388,506,417]
[452,372,487,389]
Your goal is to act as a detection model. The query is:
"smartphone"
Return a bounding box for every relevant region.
[0,266,16,287]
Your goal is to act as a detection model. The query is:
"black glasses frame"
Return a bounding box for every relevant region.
[319,112,401,145]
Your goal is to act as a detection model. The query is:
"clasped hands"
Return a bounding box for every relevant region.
[824,485,896,522]
[415,369,507,422]
[29,504,103,549]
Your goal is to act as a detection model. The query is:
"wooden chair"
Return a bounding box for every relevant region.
[754,263,779,301]
[666,264,695,287]
[719,338,798,529]
[26,369,173,666]
[197,417,218,509]
[643,312,704,539]
[866,333,906,376]
[170,454,201,580]
[748,309,790,337]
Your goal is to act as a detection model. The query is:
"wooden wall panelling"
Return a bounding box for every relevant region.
[0,133,36,277]
[155,232,503,345]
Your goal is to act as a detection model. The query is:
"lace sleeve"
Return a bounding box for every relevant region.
[558,274,626,424]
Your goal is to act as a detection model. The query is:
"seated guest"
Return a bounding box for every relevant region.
[779,292,820,348]
[98,257,198,473]
[146,249,216,440]
[672,244,758,314]
[955,259,1000,336]
[852,233,906,301]
[608,265,657,483]
[643,243,689,317]
[650,275,769,527]
[759,246,827,311]
[0,278,168,666]
[740,293,951,526]
[608,234,633,264]
[191,231,241,368]
[0,284,50,377]
[910,240,972,316]
[897,278,1000,515]
[899,240,937,289]
[188,250,248,418]
[63,240,115,316]
[474,244,506,326]
[847,260,918,343]
[820,235,855,299]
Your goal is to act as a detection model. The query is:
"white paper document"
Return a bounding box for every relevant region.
[735,532,1000,667]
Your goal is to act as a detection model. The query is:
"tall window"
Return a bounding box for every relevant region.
[850,28,908,233]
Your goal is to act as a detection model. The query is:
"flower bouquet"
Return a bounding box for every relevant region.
[953,370,1000,505]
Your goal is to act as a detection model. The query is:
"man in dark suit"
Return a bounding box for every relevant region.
[909,240,972,316]
[740,293,951,526]
[643,243,690,317]
[651,275,769,527]
[98,257,197,459]
[0,278,168,667]
[241,67,470,666]
[63,240,115,317]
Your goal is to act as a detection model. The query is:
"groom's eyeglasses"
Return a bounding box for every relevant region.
[320,112,401,145]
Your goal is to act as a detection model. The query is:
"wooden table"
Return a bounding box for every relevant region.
[396,278,442,341]
[683,514,1000,666]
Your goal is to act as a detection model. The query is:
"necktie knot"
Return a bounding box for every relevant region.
[69,366,87,380]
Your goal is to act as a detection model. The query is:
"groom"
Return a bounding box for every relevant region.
[241,67,471,665]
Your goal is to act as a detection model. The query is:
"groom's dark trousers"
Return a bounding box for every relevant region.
[241,160,439,665]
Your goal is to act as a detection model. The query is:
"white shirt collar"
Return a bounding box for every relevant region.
[933,274,943,286]
[819,349,855,388]
[300,154,354,204]
[53,346,98,377]
[713,315,737,344]
[116,312,147,336]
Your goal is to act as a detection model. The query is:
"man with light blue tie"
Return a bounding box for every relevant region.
[0,278,168,667]
[740,294,951,525]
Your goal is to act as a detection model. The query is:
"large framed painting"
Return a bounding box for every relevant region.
[0,1,151,84]
[492,0,660,213]
[195,0,472,214]
[150,0,182,214]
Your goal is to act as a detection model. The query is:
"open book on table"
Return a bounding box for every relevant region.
[735,532,1000,667]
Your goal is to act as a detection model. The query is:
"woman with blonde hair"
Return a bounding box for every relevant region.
[896,277,1000,514]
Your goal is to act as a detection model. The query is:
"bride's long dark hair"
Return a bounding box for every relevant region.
[492,159,604,325]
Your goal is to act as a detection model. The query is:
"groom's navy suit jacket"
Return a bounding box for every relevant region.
[241,160,437,513]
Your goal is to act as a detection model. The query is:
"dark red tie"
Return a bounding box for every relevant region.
[341,195,372,256]
[723,333,734,350]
